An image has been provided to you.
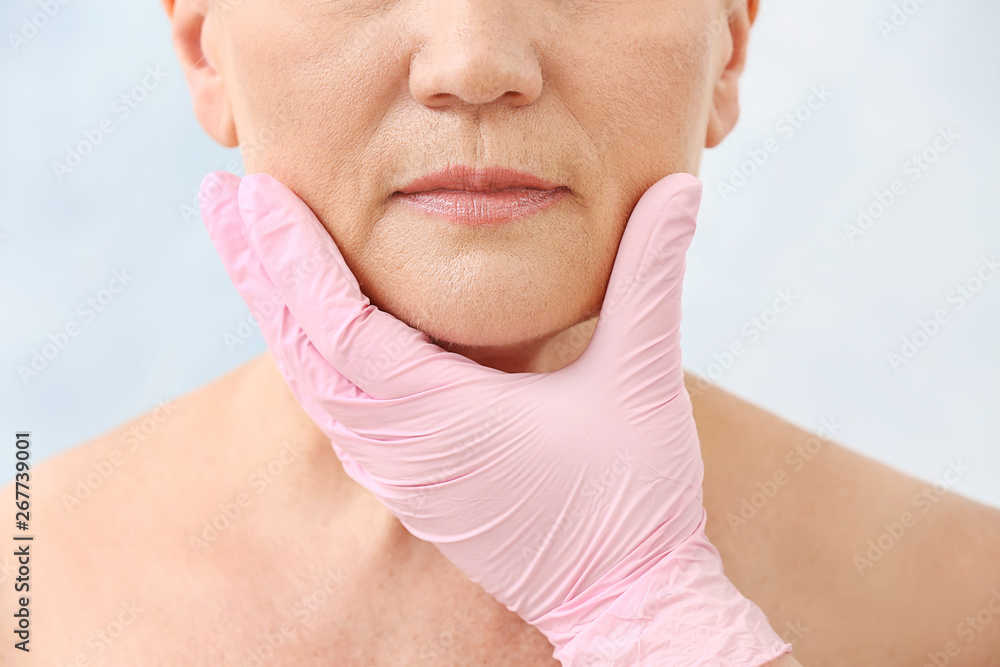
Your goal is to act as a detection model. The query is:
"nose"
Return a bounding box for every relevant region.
[409,0,543,110]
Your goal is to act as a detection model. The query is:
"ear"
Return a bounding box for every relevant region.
[162,0,238,147]
[704,0,757,149]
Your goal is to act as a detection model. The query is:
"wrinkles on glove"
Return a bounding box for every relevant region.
[551,508,793,666]
[198,169,795,665]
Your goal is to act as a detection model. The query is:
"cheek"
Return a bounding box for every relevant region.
[551,7,713,202]
[222,9,390,190]
[222,8,409,269]
[537,13,712,312]
[610,42,711,179]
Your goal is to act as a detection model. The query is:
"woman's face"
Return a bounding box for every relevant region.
[187,0,747,366]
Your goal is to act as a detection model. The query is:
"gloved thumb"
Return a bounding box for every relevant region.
[577,172,702,387]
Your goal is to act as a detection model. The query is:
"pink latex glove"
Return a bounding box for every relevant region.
[199,169,793,666]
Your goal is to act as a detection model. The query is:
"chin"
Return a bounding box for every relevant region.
[418,302,561,349]
[373,286,581,351]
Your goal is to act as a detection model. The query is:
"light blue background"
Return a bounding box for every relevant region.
[2,0,998,506]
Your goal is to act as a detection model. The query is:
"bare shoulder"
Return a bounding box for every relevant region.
[16,353,256,548]
[0,357,263,664]
[0,354,558,666]
[685,371,1000,666]
[684,370,930,503]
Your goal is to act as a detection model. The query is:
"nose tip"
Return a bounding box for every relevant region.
[408,10,543,110]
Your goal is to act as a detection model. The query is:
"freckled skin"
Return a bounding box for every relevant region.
[4,0,998,664]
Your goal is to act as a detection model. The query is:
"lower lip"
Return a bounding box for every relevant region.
[393,187,570,226]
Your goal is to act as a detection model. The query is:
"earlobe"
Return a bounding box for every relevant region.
[704,1,753,149]
[166,0,238,148]
[705,80,740,149]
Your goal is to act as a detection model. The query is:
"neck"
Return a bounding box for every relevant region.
[437,315,598,373]
[237,351,352,476]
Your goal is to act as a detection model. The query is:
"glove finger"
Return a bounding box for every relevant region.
[203,171,495,468]
[578,172,701,404]
[199,170,373,418]
[237,173,483,400]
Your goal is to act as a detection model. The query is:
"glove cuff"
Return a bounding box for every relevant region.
[536,508,793,666]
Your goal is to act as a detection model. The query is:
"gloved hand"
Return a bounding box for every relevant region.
[199,169,793,666]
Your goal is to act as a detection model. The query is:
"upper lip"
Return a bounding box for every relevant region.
[396,165,566,193]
